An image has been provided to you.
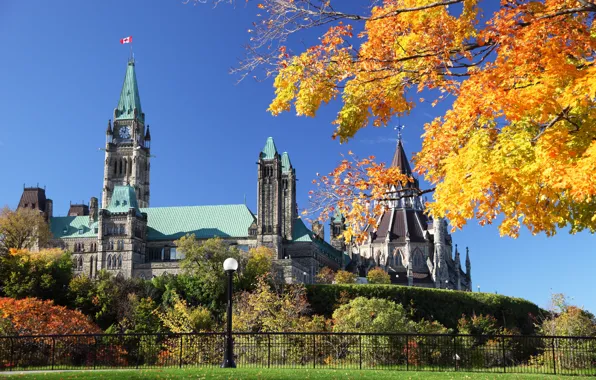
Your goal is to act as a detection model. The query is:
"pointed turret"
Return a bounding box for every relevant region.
[114,60,143,122]
[281,152,293,173]
[261,137,279,160]
[391,140,413,175]
[144,125,151,149]
[106,120,113,135]
[466,247,471,282]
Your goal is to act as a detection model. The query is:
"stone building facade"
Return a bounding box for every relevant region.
[345,140,472,290]
[16,59,342,283]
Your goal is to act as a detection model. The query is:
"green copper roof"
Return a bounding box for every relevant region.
[332,209,344,224]
[108,186,141,215]
[281,152,293,173]
[115,60,143,121]
[291,218,343,262]
[50,216,98,239]
[260,137,278,160]
[141,204,255,241]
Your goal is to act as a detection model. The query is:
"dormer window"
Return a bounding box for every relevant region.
[123,200,127,206]
[63,227,68,234]
[78,227,84,235]
[115,200,120,206]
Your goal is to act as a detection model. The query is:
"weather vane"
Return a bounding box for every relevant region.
[394,124,406,142]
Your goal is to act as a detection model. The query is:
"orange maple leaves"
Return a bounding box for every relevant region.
[261,0,596,238]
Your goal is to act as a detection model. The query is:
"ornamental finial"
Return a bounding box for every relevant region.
[394,124,406,142]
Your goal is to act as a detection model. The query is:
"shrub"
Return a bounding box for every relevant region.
[334,270,357,284]
[315,267,335,284]
[306,284,544,334]
[366,268,391,284]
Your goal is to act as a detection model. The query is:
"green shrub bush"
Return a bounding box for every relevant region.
[305,284,545,334]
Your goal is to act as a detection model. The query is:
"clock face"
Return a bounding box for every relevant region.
[119,126,131,139]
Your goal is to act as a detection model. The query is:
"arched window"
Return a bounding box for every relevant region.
[396,251,403,267]
[117,254,122,269]
[413,250,424,267]
[76,256,83,270]
[160,248,165,261]
[107,254,112,269]
[109,241,114,250]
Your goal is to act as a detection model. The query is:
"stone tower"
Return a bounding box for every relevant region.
[257,137,283,257]
[330,209,346,252]
[102,59,151,209]
[281,152,296,241]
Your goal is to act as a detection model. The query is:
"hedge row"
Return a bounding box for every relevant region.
[305,284,546,334]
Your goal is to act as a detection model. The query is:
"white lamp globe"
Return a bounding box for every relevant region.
[223,257,239,272]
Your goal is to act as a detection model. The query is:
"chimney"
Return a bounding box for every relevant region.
[45,199,53,220]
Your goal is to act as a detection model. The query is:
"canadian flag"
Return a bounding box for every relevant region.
[120,36,132,44]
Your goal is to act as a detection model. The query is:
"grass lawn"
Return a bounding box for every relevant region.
[0,368,574,379]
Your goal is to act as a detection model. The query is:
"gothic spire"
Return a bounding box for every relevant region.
[391,139,413,175]
[145,125,151,140]
[114,60,143,122]
[106,119,112,135]
[281,152,293,173]
[260,137,279,160]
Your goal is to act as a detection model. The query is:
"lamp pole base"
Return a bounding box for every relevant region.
[221,359,236,368]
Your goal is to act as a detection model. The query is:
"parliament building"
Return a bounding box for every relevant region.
[16,59,471,290]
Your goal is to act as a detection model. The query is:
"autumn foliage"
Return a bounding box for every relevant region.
[240,0,596,239]
[0,297,101,336]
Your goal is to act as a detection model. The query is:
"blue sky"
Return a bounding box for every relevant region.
[1,1,594,313]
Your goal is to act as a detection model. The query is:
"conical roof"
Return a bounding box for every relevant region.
[115,60,143,121]
[391,140,413,175]
[260,137,278,160]
[281,152,293,172]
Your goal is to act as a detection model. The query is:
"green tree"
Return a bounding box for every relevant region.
[238,246,275,291]
[0,207,51,256]
[366,268,391,284]
[1,248,72,304]
[234,276,326,333]
[332,297,413,333]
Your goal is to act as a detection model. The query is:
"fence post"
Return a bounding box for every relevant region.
[136,335,141,369]
[359,335,362,370]
[312,335,316,369]
[406,335,409,371]
[453,335,458,372]
[267,334,271,368]
[9,337,14,371]
[51,337,56,370]
[179,335,183,368]
[501,336,506,373]
[551,337,556,375]
[93,336,97,370]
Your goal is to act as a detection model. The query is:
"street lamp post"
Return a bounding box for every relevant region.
[221,257,238,368]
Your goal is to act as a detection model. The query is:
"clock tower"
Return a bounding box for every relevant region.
[102,59,151,209]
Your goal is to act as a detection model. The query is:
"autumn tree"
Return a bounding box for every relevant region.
[315,267,336,284]
[233,276,328,332]
[334,270,357,284]
[366,268,391,284]
[196,0,596,239]
[0,297,101,336]
[0,207,51,256]
[237,246,276,290]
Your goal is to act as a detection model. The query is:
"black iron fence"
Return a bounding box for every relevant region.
[0,332,595,376]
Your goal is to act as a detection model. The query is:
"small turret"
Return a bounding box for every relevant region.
[144,125,151,148]
[454,245,461,290]
[466,247,472,288]
[106,120,113,144]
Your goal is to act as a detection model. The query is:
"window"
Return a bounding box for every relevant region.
[413,251,424,267]
[107,254,112,269]
[78,227,84,235]
[117,255,122,269]
[170,247,178,260]
[76,256,83,271]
